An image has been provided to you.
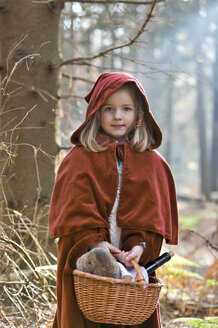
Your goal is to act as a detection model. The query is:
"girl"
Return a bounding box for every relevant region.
[49,72,178,328]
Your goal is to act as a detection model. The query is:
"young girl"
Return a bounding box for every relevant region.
[49,72,178,328]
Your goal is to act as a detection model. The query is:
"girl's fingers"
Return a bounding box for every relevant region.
[115,251,125,258]
[94,241,121,254]
[115,251,128,263]
[108,244,121,254]
[114,246,143,266]
[126,246,143,261]
[126,253,137,261]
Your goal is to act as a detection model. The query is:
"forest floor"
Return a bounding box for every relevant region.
[160,199,218,327]
[0,200,217,328]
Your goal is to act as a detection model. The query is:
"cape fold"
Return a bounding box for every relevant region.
[49,142,178,244]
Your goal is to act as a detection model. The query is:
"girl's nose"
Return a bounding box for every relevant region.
[114,108,122,119]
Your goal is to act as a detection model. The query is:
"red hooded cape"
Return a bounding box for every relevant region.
[49,72,178,328]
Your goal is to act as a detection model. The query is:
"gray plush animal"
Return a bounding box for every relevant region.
[76,247,121,279]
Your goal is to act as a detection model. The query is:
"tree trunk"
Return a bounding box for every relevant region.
[192,0,208,197]
[165,76,173,164]
[0,1,62,211]
[210,26,218,192]
[195,52,208,196]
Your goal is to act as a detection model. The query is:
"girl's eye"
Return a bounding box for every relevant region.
[104,107,113,112]
[123,107,132,111]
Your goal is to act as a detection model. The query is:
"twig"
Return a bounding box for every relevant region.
[33,148,42,224]
[62,73,94,84]
[0,106,25,116]
[2,142,55,161]
[1,116,18,131]
[4,54,40,91]
[50,0,157,69]
[0,237,41,278]
[6,34,29,73]
[3,285,27,320]
[58,94,84,100]
[0,309,14,326]
[0,105,38,177]
[9,79,58,102]
[58,146,72,150]
[0,236,56,300]
[11,104,37,144]
[0,179,13,225]
[190,230,218,259]
[0,127,45,135]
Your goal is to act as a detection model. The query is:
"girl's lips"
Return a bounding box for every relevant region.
[111,125,124,128]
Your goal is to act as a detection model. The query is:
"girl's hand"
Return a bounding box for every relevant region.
[115,245,144,267]
[90,241,121,255]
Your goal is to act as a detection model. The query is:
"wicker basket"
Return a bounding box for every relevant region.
[73,259,164,325]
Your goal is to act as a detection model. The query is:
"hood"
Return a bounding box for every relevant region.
[70,72,162,149]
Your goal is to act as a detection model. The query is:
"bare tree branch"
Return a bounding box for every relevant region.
[35,0,164,4]
[62,73,95,84]
[50,0,158,69]
[190,230,218,259]
[58,94,84,100]
[8,79,58,102]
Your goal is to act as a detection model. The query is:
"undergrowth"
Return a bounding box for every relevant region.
[158,248,218,327]
[0,208,57,327]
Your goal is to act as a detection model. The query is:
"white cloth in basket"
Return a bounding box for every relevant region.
[117,262,149,283]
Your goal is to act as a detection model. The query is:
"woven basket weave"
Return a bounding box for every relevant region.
[73,259,164,325]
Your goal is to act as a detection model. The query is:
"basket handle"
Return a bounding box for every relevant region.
[112,253,146,283]
[130,259,145,283]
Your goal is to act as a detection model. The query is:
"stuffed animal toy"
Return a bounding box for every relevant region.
[76,247,121,279]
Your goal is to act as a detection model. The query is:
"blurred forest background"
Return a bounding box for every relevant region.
[0,0,217,327]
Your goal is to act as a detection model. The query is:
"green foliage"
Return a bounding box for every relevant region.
[163,266,204,280]
[179,210,217,231]
[171,316,218,327]
[173,317,205,327]
[158,251,203,281]
[179,215,198,229]
[170,254,200,268]
[205,318,218,325]
[166,253,203,280]
[159,248,217,325]
[206,279,218,287]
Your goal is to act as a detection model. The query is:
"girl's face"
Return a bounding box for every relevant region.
[100,87,137,142]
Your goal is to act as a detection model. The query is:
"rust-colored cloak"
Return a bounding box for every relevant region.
[48,73,178,328]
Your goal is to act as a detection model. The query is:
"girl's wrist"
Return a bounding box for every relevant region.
[138,242,146,250]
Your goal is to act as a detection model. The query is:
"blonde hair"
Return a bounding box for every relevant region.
[79,83,155,152]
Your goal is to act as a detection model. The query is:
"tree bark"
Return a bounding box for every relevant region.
[194,51,208,196]
[210,26,218,192]
[0,1,62,210]
[165,76,173,164]
[192,0,208,197]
